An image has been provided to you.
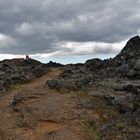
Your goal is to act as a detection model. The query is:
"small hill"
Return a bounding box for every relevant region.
[0,58,46,93]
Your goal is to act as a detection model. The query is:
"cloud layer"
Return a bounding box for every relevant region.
[0,0,140,62]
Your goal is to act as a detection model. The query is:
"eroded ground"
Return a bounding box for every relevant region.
[0,68,139,140]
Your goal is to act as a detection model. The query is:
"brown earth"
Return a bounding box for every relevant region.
[0,67,139,140]
[0,68,87,140]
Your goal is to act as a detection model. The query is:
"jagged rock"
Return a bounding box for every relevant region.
[116,36,140,61]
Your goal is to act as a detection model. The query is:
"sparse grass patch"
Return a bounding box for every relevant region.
[8,84,18,90]
[85,120,101,140]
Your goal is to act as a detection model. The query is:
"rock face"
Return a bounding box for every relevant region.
[113,36,140,78]
[115,36,140,61]
[0,58,47,93]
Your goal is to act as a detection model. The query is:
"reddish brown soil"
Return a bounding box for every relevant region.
[0,68,124,140]
[0,68,86,140]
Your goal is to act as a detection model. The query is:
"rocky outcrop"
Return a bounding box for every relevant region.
[0,58,47,93]
[115,36,140,61]
[113,36,140,79]
[102,80,140,127]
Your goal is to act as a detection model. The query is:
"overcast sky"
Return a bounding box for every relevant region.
[0,0,140,63]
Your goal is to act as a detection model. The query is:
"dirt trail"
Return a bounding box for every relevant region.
[0,68,67,140]
[0,67,126,140]
[0,68,61,109]
[0,67,99,140]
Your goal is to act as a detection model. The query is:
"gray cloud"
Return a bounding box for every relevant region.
[0,0,140,55]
